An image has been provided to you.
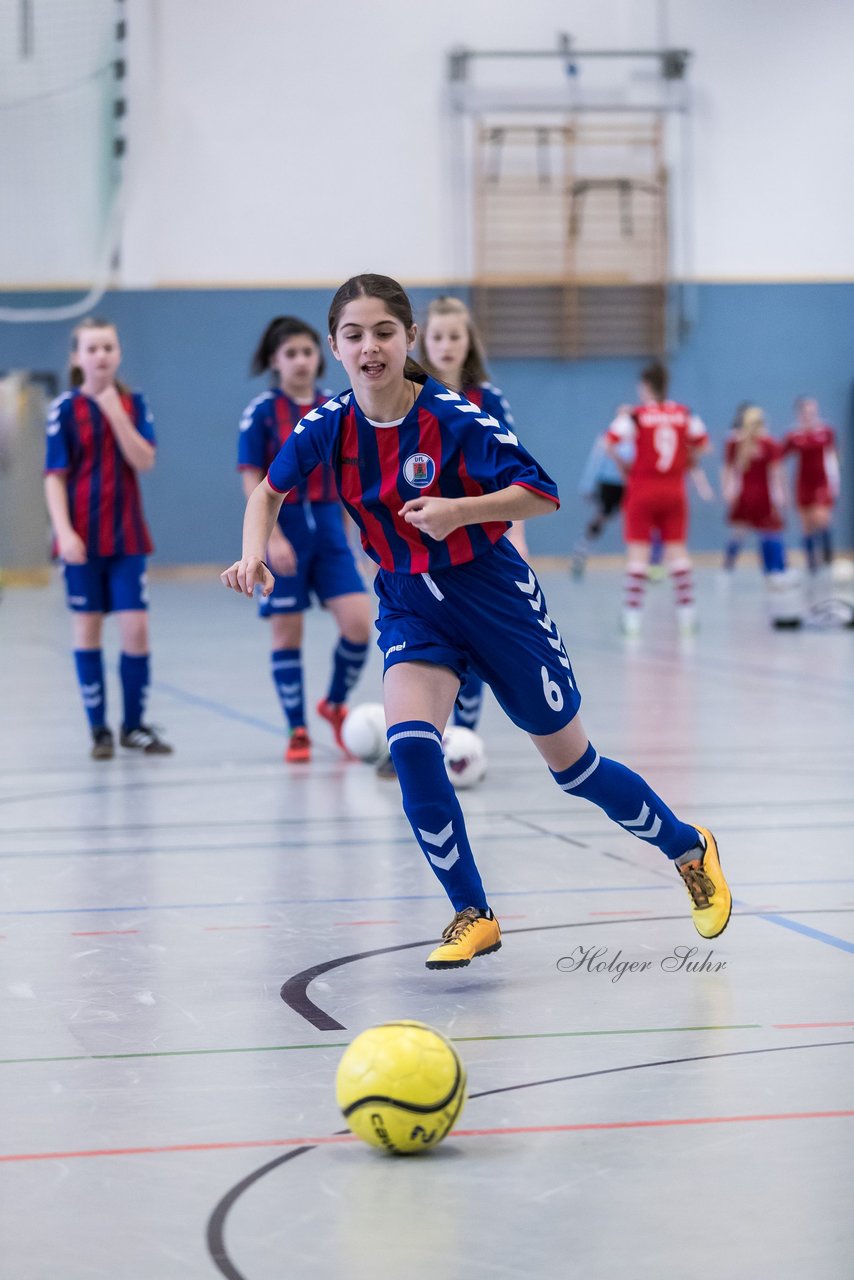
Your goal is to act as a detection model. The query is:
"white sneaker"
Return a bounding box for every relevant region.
[621,608,642,636]
[830,558,854,585]
[766,570,803,629]
[677,604,697,635]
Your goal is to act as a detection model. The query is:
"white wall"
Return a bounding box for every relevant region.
[681,1,854,279]
[6,0,854,286]
[0,0,118,287]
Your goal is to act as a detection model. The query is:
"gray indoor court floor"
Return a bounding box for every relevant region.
[1,562,852,1280]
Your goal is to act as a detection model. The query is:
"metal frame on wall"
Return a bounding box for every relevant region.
[445,35,695,357]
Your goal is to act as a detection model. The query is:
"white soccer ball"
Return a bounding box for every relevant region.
[442,726,487,790]
[831,558,854,584]
[341,702,388,764]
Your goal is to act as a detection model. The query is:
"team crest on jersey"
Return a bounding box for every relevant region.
[403,453,436,489]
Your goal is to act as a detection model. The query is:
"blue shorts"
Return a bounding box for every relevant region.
[374,538,581,736]
[259,501,366,618]
[63,555,149,614]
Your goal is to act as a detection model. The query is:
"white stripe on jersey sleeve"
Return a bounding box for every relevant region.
[481,381,516,427]
[46,393,72,436]
[239,391,275,431]
[608,412,635,441]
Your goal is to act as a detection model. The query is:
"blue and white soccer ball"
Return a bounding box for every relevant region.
[442,726,487,790]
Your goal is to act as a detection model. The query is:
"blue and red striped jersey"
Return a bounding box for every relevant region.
[238,387,338,505]
[463,381,515,431]
[44,390,155,556]
[266,375,558,574]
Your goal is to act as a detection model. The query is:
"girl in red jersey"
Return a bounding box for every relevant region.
[222,275,730,969]
[720,404,803,627]
[782,397,840,572]
[722,404,786,569]
[44,318,171,758]
[606,361,711,636]
[238,317,372,763]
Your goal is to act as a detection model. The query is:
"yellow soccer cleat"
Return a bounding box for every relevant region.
[677,826,732,938]
[425,907,501,970]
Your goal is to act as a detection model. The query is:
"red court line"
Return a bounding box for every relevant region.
[71,930,139,937]
[3,1110,852,1163]
[333,921,401,926]
[589,911,653,917]
[774,1021,854,1029]
[456,1111,854,1136]
[202,925,273,932]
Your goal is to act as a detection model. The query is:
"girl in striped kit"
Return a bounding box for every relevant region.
[223,275,731,969]
[416,295,527,739]
[238,316,372,761]
[44,317,171,758]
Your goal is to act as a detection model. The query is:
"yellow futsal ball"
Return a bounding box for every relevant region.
[336,1020,467,1154]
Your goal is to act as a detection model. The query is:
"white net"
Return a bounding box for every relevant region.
[0,0,125,321]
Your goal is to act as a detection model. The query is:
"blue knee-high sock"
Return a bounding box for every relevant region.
[759,537,786,574]
[453,670,484,729]
[723,539,742,570]
[551,742,701,861]
[120,653,149,732]
[388,720,487,912]
[818,528,833,565]
[803,534,818,572]
[74,649,106,730]
[326,638,368,705]
[271,648,305,730]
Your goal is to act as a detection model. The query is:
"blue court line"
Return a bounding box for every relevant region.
[152,682,286,738]
[2,894,853,955]
[0,831,529,861]
[734,878,854,887]
[748,911,854,955]
[0,884,678,916]
[1,882,853,918]
[2,792,853,835]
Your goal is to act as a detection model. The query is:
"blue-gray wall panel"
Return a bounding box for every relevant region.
[2,284,851,563]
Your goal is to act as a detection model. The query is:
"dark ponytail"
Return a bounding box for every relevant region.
[640,360,669,400]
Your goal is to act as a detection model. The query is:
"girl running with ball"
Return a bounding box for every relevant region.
[222,275,731,968]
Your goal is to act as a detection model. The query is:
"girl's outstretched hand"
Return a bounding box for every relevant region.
[220,556,275,597]
[399,496,461,542]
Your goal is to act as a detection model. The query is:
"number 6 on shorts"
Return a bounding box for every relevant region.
[541,664,565,711]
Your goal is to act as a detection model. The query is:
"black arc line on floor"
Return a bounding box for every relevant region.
[280,910,838,1031]
[206,1038,854,1280]
[206,1147,315,1280]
